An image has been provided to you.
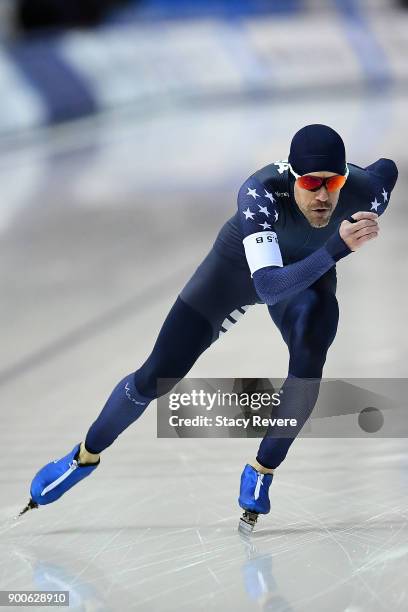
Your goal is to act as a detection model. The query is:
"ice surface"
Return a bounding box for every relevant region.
[1,94,407,611]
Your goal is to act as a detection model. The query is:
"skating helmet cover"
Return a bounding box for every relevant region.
[288,124,347,176]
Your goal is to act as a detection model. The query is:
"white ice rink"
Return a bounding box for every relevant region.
[1,94,407,611]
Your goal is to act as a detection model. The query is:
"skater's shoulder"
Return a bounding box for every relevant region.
[249,160,291,190]
[345,160,398,193]
[337,160,398,217]
[237,161,289,207]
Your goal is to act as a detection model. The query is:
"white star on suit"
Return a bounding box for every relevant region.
[258,204,270,217]
[247,188,260,199]
[274,210,279,222]
[382,188,388,203]
[243,207,255,220]
[274,161,289,174]
[264,190,276,204]
[259,221,272,230]
[370,197,381,212]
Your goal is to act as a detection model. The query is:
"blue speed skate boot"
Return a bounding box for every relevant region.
[238,464,273,533]
[17,443,100,517]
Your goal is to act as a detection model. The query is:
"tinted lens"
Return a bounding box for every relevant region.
[297,175,323,191]
[297,174,347,192]
[326,175,347,192]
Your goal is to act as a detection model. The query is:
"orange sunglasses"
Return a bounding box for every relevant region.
[289,163,349,193]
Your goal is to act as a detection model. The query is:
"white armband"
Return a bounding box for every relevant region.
[243,231,283,276]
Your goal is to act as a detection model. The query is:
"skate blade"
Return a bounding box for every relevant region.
[238,510,258,534]
[238,517,254,534]
[15,499,39,520]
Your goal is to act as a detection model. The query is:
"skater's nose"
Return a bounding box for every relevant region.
[315,187,329,202]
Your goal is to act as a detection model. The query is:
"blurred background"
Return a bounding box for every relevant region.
[1,0,407,376]
[1,1,408,611]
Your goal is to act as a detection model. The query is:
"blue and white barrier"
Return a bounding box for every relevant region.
[0,10,407,138]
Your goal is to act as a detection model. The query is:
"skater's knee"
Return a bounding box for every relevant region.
[288,291,338,355]
[289,351,324,378]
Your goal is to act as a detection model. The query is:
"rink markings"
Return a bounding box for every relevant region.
[0,265,192,388]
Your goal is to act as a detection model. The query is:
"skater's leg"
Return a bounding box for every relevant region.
[238,271,339,528]
[27,296,213,508]
[256,270,339,469]
[85,248,259,455]
[84,296,213,454]
[27,248,258,510]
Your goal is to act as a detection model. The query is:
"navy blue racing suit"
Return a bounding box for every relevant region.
[85,158,398,467]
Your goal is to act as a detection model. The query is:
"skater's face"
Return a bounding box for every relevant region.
[294,171,341,228]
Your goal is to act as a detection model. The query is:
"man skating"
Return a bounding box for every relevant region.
[20,124,398,531]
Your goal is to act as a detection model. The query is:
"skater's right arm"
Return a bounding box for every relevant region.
[237,177,378,306]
